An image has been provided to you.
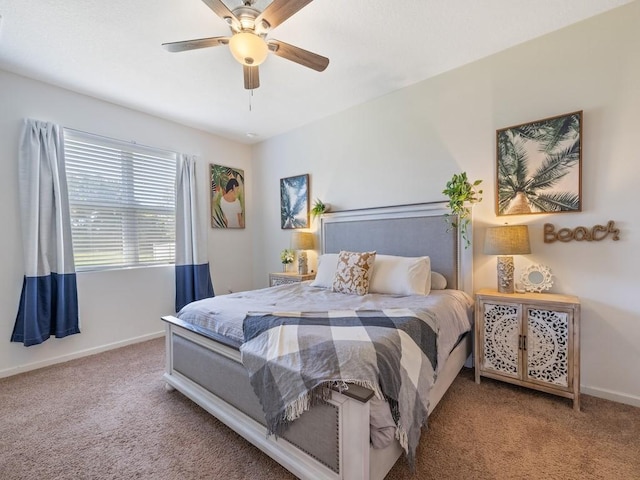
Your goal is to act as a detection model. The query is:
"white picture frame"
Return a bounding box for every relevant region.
[520,264,554,293]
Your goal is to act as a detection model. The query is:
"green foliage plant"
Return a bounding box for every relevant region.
[311,198,327,219]
[442,172,483,248]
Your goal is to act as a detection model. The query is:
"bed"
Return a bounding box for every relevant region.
[161,202,474,480]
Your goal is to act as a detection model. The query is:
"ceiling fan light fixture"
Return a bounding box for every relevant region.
[229,32,268,66]
[163,0,329,89]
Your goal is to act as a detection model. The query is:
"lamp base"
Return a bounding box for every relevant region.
[297,251,308,275]
[497,256,515,294]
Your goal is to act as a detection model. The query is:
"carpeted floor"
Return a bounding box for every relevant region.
[1,338,639,480]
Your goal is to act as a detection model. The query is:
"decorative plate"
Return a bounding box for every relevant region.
[520,264,554,293]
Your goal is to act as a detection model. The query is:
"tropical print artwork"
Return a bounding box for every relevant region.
[280,174,309,229]
[497,111,582,216]
[210,164,245,228]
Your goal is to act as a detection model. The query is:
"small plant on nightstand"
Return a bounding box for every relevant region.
[280,248,294,272]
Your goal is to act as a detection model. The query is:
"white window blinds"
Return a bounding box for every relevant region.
[63,129,177,270]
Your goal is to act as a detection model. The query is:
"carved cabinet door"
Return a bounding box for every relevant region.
[479,302,522,380]
[524,306,573,390]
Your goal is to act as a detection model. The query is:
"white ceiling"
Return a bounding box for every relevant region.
[0,0,632,144]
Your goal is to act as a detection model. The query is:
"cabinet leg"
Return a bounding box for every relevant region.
[573,395,580,412]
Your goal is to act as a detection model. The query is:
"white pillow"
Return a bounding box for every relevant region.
[431,271,448,290]
[309,253,339,288]
[369,255,431,296]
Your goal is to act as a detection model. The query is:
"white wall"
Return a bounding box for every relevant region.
[252,2,640,407]
[0,70,253,377]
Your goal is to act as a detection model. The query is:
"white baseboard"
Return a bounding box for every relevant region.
[581,385,640,408]
[0,330,165,379]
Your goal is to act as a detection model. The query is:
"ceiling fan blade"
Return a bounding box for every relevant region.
[268,40,329,72]
[201,0,239,26]
[162,36,229,52]
[256,0,313,30]
[244,65,260,90]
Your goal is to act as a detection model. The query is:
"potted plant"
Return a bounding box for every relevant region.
[311,198,329,219]
[442,172,483,248]
[280,248,295,272]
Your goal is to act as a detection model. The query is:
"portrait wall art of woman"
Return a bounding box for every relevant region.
[210,164,245,229]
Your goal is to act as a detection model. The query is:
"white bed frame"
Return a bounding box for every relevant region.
[162,202,473,480]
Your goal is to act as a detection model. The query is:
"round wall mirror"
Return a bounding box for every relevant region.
[520,264,553,293]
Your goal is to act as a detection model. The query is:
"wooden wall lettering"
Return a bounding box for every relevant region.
[544,221,620,243]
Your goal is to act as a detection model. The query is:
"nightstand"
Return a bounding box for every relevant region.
[269,272,316,287]
[474,288,581,410]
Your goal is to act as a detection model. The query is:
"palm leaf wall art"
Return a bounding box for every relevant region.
[280,174,309,229]
[496,111,582,216]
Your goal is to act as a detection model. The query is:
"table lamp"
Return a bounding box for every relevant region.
[484,225,531,294]
[291,231,315,275]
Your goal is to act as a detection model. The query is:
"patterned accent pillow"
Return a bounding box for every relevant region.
[332,251,377,296]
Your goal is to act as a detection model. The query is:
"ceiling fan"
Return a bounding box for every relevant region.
[162,0,329,90]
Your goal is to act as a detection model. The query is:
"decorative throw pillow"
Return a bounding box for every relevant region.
[332,251,376,296]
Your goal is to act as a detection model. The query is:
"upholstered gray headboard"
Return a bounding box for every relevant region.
[320,203,463,290]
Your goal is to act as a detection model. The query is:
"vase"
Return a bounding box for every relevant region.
[282,263,289,272]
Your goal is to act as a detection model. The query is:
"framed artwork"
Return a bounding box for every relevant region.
[210,164,245,228]
[496,111,582,216]
[280,174,309,229]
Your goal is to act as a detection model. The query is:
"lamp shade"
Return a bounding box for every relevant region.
[484,225,531,255]
[229,32,269,66]
[291,231,315,251]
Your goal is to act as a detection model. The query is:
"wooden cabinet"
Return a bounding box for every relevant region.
[474,289,581,410]
[269,272,316,287]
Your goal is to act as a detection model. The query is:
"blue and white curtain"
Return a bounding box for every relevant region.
[12,119,80,346]
[175,154,214,312]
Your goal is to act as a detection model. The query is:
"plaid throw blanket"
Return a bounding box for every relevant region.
[240,309,439,466]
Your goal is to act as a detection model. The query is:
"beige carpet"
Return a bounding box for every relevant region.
[1,338,638,480]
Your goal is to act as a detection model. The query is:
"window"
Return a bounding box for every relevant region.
[64,129,177,270]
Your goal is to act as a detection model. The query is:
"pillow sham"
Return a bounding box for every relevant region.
[332,251,376,296]
[431,271,448,290]
[309,253,339,288]
[369,254,431,296]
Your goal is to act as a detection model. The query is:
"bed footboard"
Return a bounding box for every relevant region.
[163,315,471,480]
[163,317,390,480]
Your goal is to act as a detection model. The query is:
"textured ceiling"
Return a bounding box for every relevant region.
[0,0,632,144]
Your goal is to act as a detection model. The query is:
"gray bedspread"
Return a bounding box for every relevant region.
[241,308,440,467]
[176,283,473,375]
